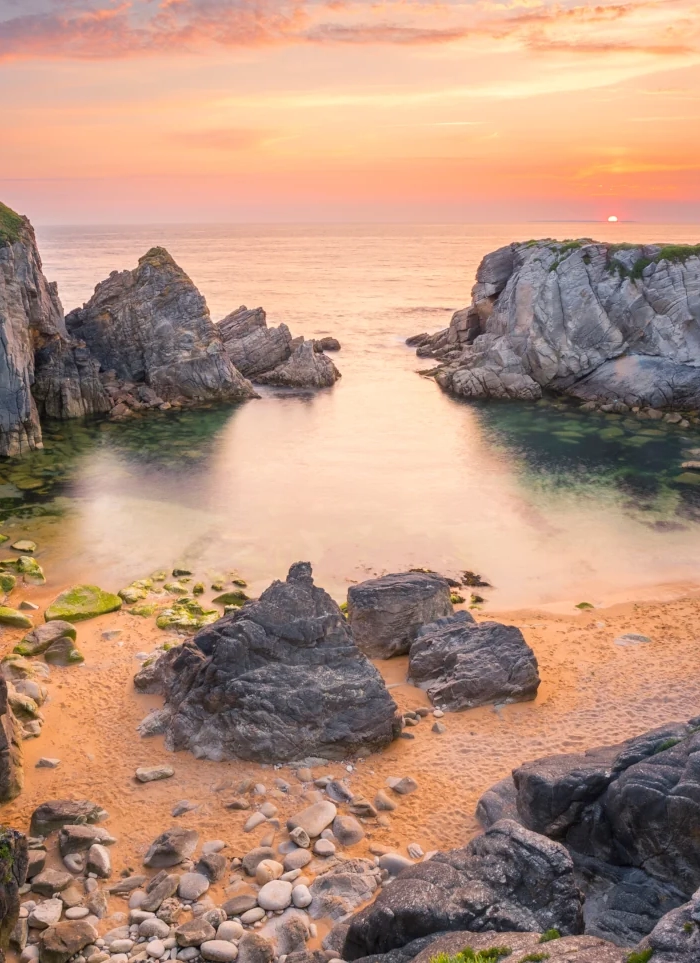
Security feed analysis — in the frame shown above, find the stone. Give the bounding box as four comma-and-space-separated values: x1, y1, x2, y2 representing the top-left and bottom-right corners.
140, 876, 180, 914
39, 920, 97, 963
291, 886, 312, 909
387, 777, 417, 795
258, 880, 293, 911
32, 868, 74, 896
255, 341, 340, 390
44, 637, 85, 666
66, 248, 257, 405
218, 306, 293, 380
347, 572, 453, 659
175, 918, 216, 947
58, 826, 115, 856
0, 607, 32, 629
313, 840, 335, 857
283, 850, 313, 872
0, 828, 27, 949
139, 919, 170, 939
331, 816, 364, 847
614, 633, 652, 647
36, 758, 61, 769
136, 766, 175, 784
160, 563, 400, 762
28, 898, 63, 929
178, 873, 209, 901
242, 847, 275, 877
636, 885, 700, 961
44, 586, 121, 624
144, 829, 198, 868
289, 828, 310, 849
287, 803, 337, 840
308, 859, 379, 921
0, 678, 23, 802
64, 907, 89, 921
108, 876, 147, 895
373, 790, 396, 812
27, 849, 46, 878
362, 931, 626, 963
30, 799, 106, 836
315, 337, 341, 352
256, 860, 284, 885
413, 240, 700, 410
378, 853, 414, 876
11, 540, 36, 553
408, 611, 540, 710
240, 908, 265, 925
146, 939, 165, 957
216, 921, 242, 942
236, 933, 273, 963
200, 941, 240, 962
14, 622, 76, 658
86, 844, 111, 878
195, 853, 227, 882
243, 813, 266, 833
342, 820, 583, 957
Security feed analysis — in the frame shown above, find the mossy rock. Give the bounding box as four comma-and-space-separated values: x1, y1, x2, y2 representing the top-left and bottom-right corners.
0, 607, 33, 629
44, 637, 85, 666
192, 582, 205, 595
675, 472, 700, 486
232, 578, 248, 588
118, 581, 151, 604
8, 689, 41, 721
172, 566, 193, 577
151, 570, 168, 582
45, 585, 122, 623
14, 620, 76, 656
0, 573, 16, 594
16, 557, 45, 585
129, 603, 158, 618
156, 598, 218, 632
451, 592, 466, 604
1, 655, 35, 679
211, 580, 225, 592
212, 590, 249, 606
11, 540, 36, 553
164, 581, 188, 595
0, 535, 8, 545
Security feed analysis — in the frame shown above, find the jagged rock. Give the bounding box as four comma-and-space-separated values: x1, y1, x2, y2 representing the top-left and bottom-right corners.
133, 647, 183, 695
413, 240, 700, 408
636, 886, 700, 961
66, 247, 258, 404
30, 799, 106, 836
58, 825, 115, 856
160, 562, 401, 763
0, 828, 27, 953
343, 819, 584, 958
39, 920, 97, 963
218, 306, 293, 378
0, 677, 23, 802
14, 622, 76, 658
315, 337, 341, 352
144, 828, 198, 868
255, 341, 340, 389
407, 611, 540, 710
0, 203, 109, 456
347, 572, 453, 659
309, 858, 380, 921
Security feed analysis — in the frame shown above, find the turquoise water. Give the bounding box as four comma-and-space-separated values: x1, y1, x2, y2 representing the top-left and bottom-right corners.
5, 221, 699, 608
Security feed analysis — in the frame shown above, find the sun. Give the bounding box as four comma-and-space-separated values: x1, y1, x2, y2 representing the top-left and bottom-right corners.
607, 215, 619, 222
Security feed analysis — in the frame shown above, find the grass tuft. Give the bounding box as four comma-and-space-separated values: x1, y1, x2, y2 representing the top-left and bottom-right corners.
0, 202, 25, 245
626, 950, 653, 963
538, 931, 561, 944
430, 948, 512, 963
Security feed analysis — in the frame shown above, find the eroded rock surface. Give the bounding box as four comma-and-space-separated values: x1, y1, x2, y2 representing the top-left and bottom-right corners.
159, 562, 401, 762
218, 306, 293, 379
255, 341, 340, 389
413, 240, 700, 408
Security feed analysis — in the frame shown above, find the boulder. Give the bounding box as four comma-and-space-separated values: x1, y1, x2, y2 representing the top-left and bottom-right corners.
133, 646, 184, 695
218, 306, 293, 379
58, 825, 116, 856
255, 341, 340, 389
38, 920, 97, 963
66, 247, 257, 404
343, 819, 584, 958
44, 586, 122, 623
414, 240, 700, 409
0, 677, 23, 802
287, 803, 337, 839
160, 562, 401, 763
44, 638, 84, 666
637, 886, 700, 961
408, 611, 540, 710
30, 799, 106, 836
315, 337, 341, 352
347, 572, 453, 659
144, 828, 198, 868
14, 623, 76, 658
309, 858, 380, 921
175, 918, 216, 947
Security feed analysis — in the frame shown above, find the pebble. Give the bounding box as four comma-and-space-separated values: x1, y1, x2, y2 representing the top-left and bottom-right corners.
200, 941, 239, 962
260, 802, 278, 818
407, 843, 424, 859
216, 922, 243, 942
66, 907, 91, 920
253, 784, 266, 796
139, 920, 170, 939
288, 828, 310, 850
386, 776, 418, 795
35, 757, 61, 768
256, 860, 284, 885
295, 768, 312, 783
433, 709, 444, 718
202, 841, 226, 855
257, 881, 293, 911
240, 908, 266, 925
178, 872, 210, 901
64, 853, 85, 873
88, 843, 112, 878
287, 802, 337, 839
282, 849, 312, 872
178, 950, 199, 962
373, 790, 396, 812
172, 801, 197, 818
378, 853, 414, 875
243, 813, 267, 833
28, 898, 63, 929
291, 886, 311, 909
313, 839, 335, 857
146, 941, 166, 958
108, 941, 134, 955
432, 722, 446, 734
135, 766, 175, 783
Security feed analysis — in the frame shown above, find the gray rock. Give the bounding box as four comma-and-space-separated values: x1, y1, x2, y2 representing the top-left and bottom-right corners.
408, 611, 540, 710
134, 648, 184, 695
38, 919, 98, 963
308, 858, 379, 921
139, 919, 170, 939
17, 622, 76, 657
28, 898, 63, 929
195, 853, 227, 882
331, 816, 365, 847
30, 799, 106, 836
255, 340, 340, 390
139, 875, 180, 913
288, 803, 337, 839
218, 306, 293, 379
31, 868, 74, 896
378, 854, 414, 876
258, 880, 293, 911
144, 829, 198, 868
242, 847, 275, 876
86, 844, 111, 878
201, 941, 240, 962
387, 777, 417, 796
178, 873, 210, 901
342, 819, 583, 957
175, 918, 216, 947
636, 886, 700, 961
415, 240, 700, 410
135, 766, 174, 784
0, 678, 23, 803
162, 563, 400, 763
66, 248, 257, 405
347, 572, 453, 659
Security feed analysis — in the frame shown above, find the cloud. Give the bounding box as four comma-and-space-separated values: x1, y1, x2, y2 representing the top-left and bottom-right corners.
168, 127, 282, 150
302, 22, 473, 45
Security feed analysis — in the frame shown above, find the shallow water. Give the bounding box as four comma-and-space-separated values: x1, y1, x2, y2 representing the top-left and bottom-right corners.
8, 221, 700, 608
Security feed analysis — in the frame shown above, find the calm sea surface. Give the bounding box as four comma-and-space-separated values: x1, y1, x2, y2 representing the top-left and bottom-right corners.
8, 222, 700, 608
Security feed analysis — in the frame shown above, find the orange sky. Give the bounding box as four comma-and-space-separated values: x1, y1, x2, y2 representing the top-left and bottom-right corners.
1, 0, 700, 222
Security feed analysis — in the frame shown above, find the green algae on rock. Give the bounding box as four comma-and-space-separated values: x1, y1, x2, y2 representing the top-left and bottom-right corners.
0, 607, 33, 629
45, 585, 122, 623
0, 556, 46, 585
44, 637, 85, 665
212, 590, 249, 606
118, 579, 153, 604
129, 603, 158, 618
14, 620, 76, 657
0, 573, 16, 594
156, 597, 218, 632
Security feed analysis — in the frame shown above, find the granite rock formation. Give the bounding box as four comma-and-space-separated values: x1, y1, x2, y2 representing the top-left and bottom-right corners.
347, 572, 453, 659
0, 677, 23, 803
412, 240, 700, 408
343, 818, 584, 959
158, 562, 401, 762
477, 716, 700, 945
0, 202, 109, 455
218, 306, 293, 379
407, 610, 540, 710
255, 340, 341, 389
66, 248, 257, 404
0, 827, 27, 960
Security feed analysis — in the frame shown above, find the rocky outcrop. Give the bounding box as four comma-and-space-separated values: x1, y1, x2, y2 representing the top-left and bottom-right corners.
255, 341, 340, 389
218, 306, 293, 378
413, 240, 700, 408
0, 202, 109, 456
636, 886, 700, 961
407, 610, 540, 710
343, 819, 584, 959
158, 562, 401, 762
477, 716, 700, 945
0, 677, 23, 803
66, 248, 257, 404
0, 827, 27, 958
347, 572, 453, 659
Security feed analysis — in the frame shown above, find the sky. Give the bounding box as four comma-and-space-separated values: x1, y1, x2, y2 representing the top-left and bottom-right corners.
1, 0, 699, 223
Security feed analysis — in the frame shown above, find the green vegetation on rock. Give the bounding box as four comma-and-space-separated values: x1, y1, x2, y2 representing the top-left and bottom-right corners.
129, 603, 158, 618
0, 556, 45, 584
44, 637, 85, 665
519, 954, 549, 962
575, 602, 594, 610
156, 597, 218, 631
538, 931, 561, 944
0, 201, 24, 245
625, 950, 653, 963
431, 948, 512, 963
192, 582, 205, 595
0, 573, 16, 594
0, 606, 33, 629
212, 590, 249, 606
451, 592, 466, 604
45, 584, 122, 623
118, 579, 152, 603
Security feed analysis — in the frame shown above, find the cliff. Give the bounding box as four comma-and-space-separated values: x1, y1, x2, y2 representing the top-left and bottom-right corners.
413, 240, 700, 409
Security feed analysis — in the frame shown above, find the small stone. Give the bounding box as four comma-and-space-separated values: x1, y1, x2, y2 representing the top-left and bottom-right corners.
373, 790, 396, 812
140, 920, 170, 939
32, 868, 74, 896
240, 908, 266, 925
286, 802, 336, 839
202, 841, 226, 855
288, 828, 309, 850
255, 860, 284, 885
291, 886, 311, 909
282, 849, 312, 872
407, 843, 424, 859
257, 881, 292, 912
378, 853, 414, 875
432, 722, 446, 734
243, 813, 267, 833
259, 803, 277, 819
28, 898, 63, 929
172, 801, 197, 818
146, 940, 166, 958
200, 941, 239, 962
87, 844, 111, 878
178, 873, 210, 901
313, 839, 335, 857
174, 919, 216, 947
331, 816, 364, 847
12, 540, 37, 553
386, 776, 417, 795
36, 757, 61, 769
136, 766, 175, 783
